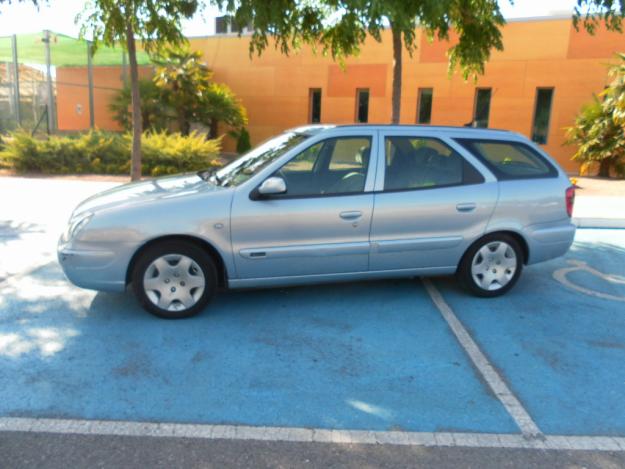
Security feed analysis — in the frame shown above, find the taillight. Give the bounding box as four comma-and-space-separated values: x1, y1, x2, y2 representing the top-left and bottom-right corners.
565, 186, 575, 217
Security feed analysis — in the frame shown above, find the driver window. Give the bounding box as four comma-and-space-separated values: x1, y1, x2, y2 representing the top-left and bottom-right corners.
276, 136, 371, 197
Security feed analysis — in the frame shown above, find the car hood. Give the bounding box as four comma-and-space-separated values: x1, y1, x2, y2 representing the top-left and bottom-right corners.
72, 173, 223, 217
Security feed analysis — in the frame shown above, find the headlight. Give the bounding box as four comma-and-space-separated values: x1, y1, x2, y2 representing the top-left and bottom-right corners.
64, 212, 93, 241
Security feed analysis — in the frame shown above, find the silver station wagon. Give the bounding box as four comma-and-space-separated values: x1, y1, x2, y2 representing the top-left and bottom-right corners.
58, 125, 576, 318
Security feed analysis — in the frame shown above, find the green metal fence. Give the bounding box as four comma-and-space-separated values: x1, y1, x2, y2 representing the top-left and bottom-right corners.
0, 31, 150, 134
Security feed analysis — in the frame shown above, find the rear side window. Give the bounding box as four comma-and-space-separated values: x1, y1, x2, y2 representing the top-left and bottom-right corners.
384, 137, 484, 191
455, 139, 558, 180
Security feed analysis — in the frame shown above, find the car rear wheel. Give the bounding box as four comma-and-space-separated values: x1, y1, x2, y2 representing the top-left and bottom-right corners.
457, 234, 523, 297
131, 241, 217, 319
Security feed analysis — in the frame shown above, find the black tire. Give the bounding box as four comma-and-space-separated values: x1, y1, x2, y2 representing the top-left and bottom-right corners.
131, 240, 217, 319
456, 233, 523, 298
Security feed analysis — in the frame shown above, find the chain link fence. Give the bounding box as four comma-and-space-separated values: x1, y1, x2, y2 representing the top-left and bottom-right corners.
0, 31, 150, 135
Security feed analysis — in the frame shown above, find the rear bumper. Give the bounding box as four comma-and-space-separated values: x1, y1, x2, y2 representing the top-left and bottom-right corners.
525, 220, 576, 265
57, 239, 127, 292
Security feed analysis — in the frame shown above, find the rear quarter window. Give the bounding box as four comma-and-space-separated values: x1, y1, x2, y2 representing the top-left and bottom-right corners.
455, 139, 558, 180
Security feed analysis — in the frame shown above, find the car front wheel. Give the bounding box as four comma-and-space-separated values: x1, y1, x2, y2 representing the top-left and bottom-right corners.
131, 240, 217, 319
457, 234, 523, 297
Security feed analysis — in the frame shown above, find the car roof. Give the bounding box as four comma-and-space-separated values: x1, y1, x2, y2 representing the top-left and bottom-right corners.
287, 124, 520, 140
335, 124, 512, 133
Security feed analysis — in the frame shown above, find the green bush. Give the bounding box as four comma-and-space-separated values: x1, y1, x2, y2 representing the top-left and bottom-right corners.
235, 127, 252, 154
0, 129, 222, 177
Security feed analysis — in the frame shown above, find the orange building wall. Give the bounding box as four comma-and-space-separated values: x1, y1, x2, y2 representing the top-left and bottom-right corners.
54, 18, 625, 173
189, 17, 625, 173
56, 66, 152, 131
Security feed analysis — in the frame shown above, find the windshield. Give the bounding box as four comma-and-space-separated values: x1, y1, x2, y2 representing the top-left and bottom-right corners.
210, 132, 310, 187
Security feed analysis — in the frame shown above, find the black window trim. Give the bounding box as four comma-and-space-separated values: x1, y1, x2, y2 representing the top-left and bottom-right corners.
378, 136, 485, 194
454, 138, 559, 181
355, 88, 370, 123
309, 88, 322, 124
416, 87, 433, 125
473, 88, 492, 128
531, 87, 555, 145
250, 135, 374, 201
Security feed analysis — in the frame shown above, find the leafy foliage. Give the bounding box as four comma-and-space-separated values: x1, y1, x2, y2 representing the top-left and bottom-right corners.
139, 131, 222, 176
605, 52, 625, 126
228, 126, 252, 153
213, 0, 624, 124
79, 0, 198, 56
213, 0, 507, 122
109, 79, 170, 131
79, 0, 200, 180
566, 54, 625, 178
573, 0, 625, 33
0, 129, 222, 176
152, 44, 247, 135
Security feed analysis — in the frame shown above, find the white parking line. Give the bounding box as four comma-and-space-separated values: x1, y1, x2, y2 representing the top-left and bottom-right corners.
422, 278, 542, 439
0, 417, 623, 451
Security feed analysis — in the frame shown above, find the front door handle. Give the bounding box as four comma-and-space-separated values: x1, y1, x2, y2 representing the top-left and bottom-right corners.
339, 211, 363, 220
456, 203, 477, 212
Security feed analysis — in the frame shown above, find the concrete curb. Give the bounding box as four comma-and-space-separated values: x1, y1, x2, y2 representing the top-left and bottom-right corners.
1, 417, 624, 451
573, 218, 625, 229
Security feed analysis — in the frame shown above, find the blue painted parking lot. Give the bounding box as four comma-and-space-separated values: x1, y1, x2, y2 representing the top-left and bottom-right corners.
0, 266, 517, 433
1, 178, 625, 441
437, 229, 625, 436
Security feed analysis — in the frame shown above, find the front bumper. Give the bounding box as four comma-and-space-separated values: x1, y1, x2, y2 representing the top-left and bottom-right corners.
57, 238, 127, 292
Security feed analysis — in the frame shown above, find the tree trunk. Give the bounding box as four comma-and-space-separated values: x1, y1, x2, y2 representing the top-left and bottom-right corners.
209, 119, 218, 139
598, 159, 611, 178
177, 109, 190, 136
390, 23, 402, 125
126, 22, 142, 181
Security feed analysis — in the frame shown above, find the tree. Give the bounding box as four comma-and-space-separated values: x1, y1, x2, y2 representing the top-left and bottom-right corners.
79, 0, 199, 180
152, 44, 247, 136
604, 53, 625, 126
228, 126, 252, 153
109, 79, 170, 131
566, 55, 625, 178
212, 0, 505, 124
213, 0, 625, 124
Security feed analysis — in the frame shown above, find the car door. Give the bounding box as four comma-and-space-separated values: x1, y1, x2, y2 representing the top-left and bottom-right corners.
230, 130, 377, 280
369, 130, 498, 271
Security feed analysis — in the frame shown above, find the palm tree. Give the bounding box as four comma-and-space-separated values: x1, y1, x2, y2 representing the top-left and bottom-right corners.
152, 45, 247, 137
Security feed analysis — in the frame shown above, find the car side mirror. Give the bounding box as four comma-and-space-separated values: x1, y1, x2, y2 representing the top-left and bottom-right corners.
254, 176, 287, 199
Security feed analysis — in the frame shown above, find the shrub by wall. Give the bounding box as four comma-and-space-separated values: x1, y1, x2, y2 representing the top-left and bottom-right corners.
0, 130, 222, 176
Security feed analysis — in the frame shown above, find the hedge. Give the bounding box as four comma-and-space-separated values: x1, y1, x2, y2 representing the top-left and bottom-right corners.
0, 130, 222, 176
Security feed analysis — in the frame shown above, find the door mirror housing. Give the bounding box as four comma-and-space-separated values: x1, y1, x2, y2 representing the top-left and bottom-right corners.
253, 176, 287, 199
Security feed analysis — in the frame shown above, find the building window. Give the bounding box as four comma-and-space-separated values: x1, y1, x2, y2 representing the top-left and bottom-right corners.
309, 88, 322, 123
531, 88, 554, 145
473, 88, 492, 128
417, 88, 433, 124
356, 88, 369, 123
215, 16, 229, 34
215, 16, 252, 34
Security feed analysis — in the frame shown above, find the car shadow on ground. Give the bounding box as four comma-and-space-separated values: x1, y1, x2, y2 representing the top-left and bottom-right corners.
0, 220, 45, 245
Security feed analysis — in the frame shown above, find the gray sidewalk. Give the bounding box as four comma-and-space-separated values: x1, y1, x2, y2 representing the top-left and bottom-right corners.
574, 196, 625, 228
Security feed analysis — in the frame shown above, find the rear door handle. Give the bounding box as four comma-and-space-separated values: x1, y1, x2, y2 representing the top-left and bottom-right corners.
340, 211, 363, 220
456, 203, 477, 212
